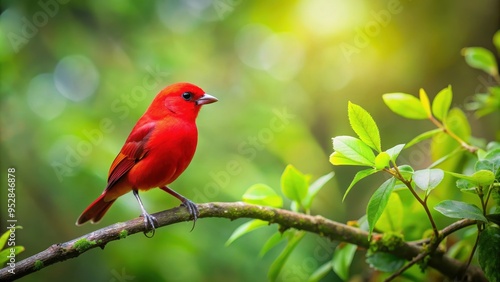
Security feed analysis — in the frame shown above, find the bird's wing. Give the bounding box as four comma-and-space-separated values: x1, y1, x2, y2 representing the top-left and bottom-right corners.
105, 121, 156, 190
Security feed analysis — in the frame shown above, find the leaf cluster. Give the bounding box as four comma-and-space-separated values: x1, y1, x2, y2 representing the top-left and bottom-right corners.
227, 165, 334, 281
225, 30, 500, 281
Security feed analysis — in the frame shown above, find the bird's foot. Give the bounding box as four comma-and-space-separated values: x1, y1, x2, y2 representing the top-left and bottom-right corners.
181, 199, 199, 232
159, 186, 199, 232
140, 212, 158, 238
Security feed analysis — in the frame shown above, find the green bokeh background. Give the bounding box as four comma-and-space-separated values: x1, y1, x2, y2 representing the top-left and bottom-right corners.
0, 0, 499, 281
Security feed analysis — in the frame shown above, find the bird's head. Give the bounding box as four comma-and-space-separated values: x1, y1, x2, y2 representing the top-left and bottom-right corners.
147, 82, 218, 121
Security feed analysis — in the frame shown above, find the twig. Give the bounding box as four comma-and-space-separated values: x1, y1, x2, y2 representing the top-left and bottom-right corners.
385, 251, 429, 282
384, 166, 439, 238
0, 202, 487, 281
388, 218, 478, 281
428, 115, 477, 153
440, 218, 477, 238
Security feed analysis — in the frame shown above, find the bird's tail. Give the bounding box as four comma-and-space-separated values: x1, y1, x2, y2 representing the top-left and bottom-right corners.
76, 193, 115, 225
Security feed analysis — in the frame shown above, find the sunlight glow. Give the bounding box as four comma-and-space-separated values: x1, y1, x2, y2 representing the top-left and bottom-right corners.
297, 0, 367, 36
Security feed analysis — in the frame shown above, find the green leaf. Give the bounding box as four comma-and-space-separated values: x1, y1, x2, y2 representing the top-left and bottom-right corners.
459, 188, 479, 195
462, 47, 499, 77
366, 252, 405, 273
0, 246, 25, 266
0, 226, 22, 251
397, 165, 414, 181
260, 232, 285, 257
374, 152, 391, 170
405, 128, 442, 148
419, 88, 432, 117
456, 178, 476, 189
447, 170, 495, 187
281, 165, 309, 204
479, 148, 500, 178
434, 200, 487, 222
466, 87, 500, 118
413, 169, 444, 191
342, 168, 378, 202
443, 108, 471, 142
242, 184, 283, 208
225, 219, 269, 246
485, 145, 500, 156
431, 86, 453, 121
494, 30, 500, 53
332, 243, 357, 281
375, 192, 403, 232
367, 177, 396, 236
475, 160, 496, 176
493, 30, 500, 53
486, 141, 500, 152
268, 231, 305, 282
385, 144, 405, 162
477, 148, 488, 160
446, 171, 476, 182
0, 230, 10, 251
477, 225, 500, 282
471, 170, 496, 186
330, 152, 370, 166
348, 101, 381, 152
308, 261, 332, 282
382, 93, 428, 119
303, 172, 334, 209
332, 136, 376, 166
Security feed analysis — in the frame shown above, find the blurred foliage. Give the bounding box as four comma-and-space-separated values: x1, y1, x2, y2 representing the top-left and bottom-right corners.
330, 84, 499, 280
0, 0, 499, 281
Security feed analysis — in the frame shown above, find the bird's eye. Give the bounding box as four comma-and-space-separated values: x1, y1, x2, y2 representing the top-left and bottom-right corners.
182, 92, 192, 101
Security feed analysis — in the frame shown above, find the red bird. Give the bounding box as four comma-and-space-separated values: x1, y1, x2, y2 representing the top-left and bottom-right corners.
76, 82, 217, 234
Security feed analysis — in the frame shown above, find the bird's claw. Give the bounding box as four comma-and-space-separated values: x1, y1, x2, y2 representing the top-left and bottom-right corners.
141, 213, 158, 238
181, 200, 199, 232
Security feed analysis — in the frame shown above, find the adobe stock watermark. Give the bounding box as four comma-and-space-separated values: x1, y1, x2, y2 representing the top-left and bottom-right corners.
473, 74, 497, 94
109, 268, 135, 282
51, 65, 170, 182
7, 0, 70, 53
465, 74, 498, 110
192, 107, 296, 203
340, 0, 410, 62
213, 0, 241, 20
280, 236, 337, 281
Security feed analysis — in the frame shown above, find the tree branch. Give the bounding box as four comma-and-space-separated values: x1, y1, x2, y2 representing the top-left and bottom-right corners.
0, 202, 487, 281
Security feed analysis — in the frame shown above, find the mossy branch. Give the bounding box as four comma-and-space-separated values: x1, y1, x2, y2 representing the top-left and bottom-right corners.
0, 202, 486, 281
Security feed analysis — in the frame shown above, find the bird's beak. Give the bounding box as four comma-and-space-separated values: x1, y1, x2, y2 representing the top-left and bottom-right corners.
196, 93, 218, 106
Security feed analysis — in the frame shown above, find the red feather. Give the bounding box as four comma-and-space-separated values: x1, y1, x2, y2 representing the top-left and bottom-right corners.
105, 122, 155, 191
